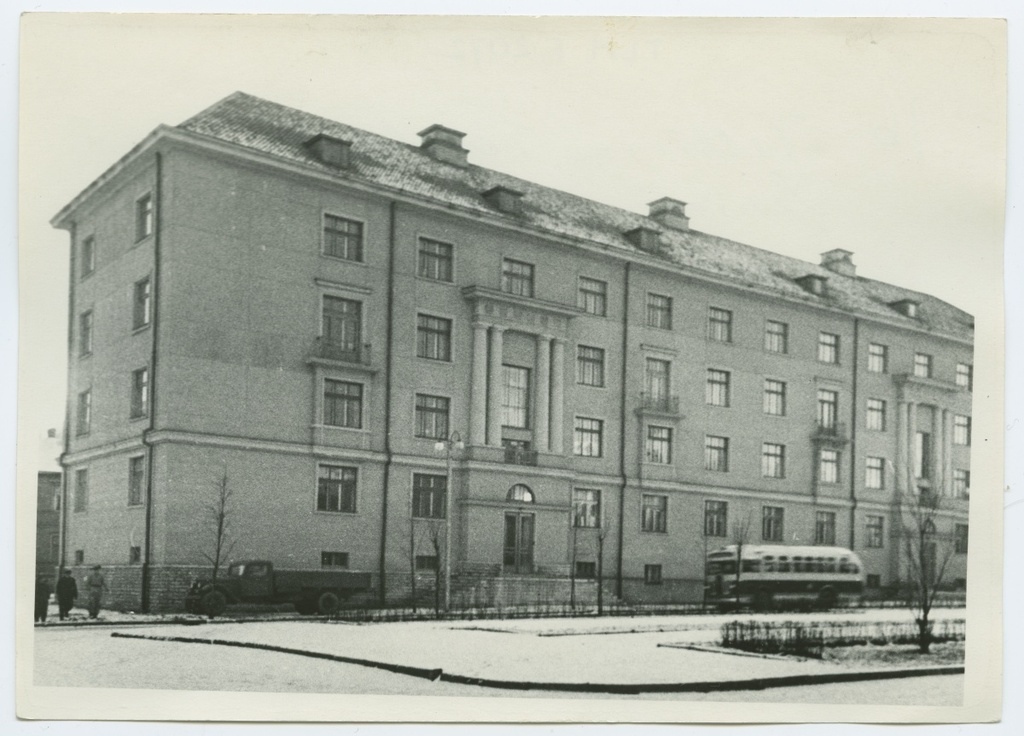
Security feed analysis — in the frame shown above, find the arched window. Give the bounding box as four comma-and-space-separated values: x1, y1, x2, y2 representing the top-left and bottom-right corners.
507, 484, 535, 503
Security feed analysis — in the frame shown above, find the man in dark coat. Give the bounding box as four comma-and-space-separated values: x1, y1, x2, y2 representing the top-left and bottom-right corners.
85, 565, 107, 619
56, 569, 78, 620
34, 576, 51, 623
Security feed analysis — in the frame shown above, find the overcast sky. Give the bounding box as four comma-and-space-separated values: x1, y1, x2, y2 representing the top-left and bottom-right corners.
15, 14, 1006, 474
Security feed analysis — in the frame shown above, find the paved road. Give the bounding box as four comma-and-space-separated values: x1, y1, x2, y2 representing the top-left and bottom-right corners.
32, 625, 962, 704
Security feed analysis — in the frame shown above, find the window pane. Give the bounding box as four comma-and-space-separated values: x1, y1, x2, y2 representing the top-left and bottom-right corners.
324, 380, 363, 428
414, 394, 450, 439
765, 320, 788, 353
323, 214, 364, 261
317, 465, 358, 513
501, 259, 535, 297
417, 238, 453, 281
578, 277, 607, 316
645, 293, 671, 329
416, 314, 452, 361
502, 366, 530, 427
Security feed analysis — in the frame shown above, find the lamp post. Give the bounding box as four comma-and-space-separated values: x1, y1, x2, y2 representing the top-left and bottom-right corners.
434, 431, 464, 613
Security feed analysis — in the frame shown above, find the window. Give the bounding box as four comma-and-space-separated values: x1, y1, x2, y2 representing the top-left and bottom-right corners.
819, 449, 840, 484
572, 489, 600, 528
646, 358, 671, 402
817, 389, 838, 429
707, 307, 733, 342
415, 555, 439, 571
706, 369, 730, 407
417, 238, 453, 281
133, 277, 151, 330
129, 546, 142, 564
956, 363, 973, 391
416, 314, 452, 362
316, 465, 357, 513
501, 258, 534, 297
324, 380, 363, 429
573, 417, 603, 457
81, 236, 95, 278
74, 550, 84, 565
130, 367, 149, 419
502, 366, 530, 428
641, 494, 667, 533
645, 293, 672, 330
575, 561, 597, 579
645, 426, 672, 464
815, 511, 837, 545
414, 394, 449, 440
704, 500, 728, 537
865, 515, 885, 548
322, 296, 362, 356
77, 311, 94, 357
73, 468, 88, 512
323, 214, 363, 261
953, 415, 971, 446
762, 443, 785, 478
128, 456, 145, 506
865, 457, 885, 490
867, 343, 888, 373
412, 473, 447, 519
866, 398, 886, 431
955, 524, 969, 554
322, 552, 350, 568
915, 431, 932, 478
644, 564, 663, 585
914, 353, 933, 378
507, 484, 535, 503
76, 389, 92, 436
578, 277, 607, 316
704, 435, 729, 472
765, 320, 788, 353
135, 193, 153, 242
953, 469, 971, 498
763, 379, 786, 416
818, 332, 840, 363
576, 345, 605, 387
762, 506, 784, 542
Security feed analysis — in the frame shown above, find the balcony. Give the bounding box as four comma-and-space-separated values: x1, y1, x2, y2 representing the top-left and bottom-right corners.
636, 392, 682, 417
503, 446, 539, 466
811, 421, 848, 444
307, 338, 375, 371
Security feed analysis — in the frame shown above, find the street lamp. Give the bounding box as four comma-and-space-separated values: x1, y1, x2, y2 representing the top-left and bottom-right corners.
434, 431, 464, 613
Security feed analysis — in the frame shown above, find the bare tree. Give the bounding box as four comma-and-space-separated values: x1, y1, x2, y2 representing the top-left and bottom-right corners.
408, 519, 418, 613
596, 525, 608, 616
731, 513, 754, 609
900, 492, 958, 653
425, 521, 445, 617
201, 468, 237, 584
569, 525, 578, 610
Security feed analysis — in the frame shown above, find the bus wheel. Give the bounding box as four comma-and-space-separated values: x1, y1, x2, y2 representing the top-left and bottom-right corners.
817, 587, 837, 610
754, 589, 774, 612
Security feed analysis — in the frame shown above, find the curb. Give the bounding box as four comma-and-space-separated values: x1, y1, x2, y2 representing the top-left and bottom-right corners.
110, 631, 964, 694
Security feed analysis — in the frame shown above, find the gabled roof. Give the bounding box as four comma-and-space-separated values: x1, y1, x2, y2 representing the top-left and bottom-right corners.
89, 91, 982, 342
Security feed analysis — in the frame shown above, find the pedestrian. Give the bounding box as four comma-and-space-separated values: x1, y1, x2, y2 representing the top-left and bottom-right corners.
56, 569, 78, 621
34, 575, 51, 623
85, 565, 107, 619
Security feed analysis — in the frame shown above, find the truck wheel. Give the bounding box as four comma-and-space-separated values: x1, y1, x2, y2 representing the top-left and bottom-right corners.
201, 590, 228, 618
317, 591, 340, 615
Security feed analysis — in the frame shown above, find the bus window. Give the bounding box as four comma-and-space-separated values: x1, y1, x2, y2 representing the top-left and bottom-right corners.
825, 557, 836, 573
742, 560, 761, 573
762, 556, 774, 572
815, 557, 824, 572
710, 560, 736, 575
777, 556, 790, 572
839, 558, 851, 573
850, 563, 859, 574
792, 556, 803, 572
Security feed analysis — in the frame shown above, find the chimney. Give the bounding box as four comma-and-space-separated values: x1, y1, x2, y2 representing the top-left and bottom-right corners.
304, 133, 353, 168
795, 274, 828, 296
418, 124, 469, 167
820, 249, 856, 277
624, 225, 663, 253
482, 185, 524, 215
648, 197, 690, 231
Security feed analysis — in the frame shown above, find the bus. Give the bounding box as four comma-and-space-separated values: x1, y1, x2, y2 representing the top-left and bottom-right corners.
705, 544, 865, 611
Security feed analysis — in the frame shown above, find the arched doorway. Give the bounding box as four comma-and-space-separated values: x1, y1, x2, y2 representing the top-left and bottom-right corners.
504, 484, 535, 573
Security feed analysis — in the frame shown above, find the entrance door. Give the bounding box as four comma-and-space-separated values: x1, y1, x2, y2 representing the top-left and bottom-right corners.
503, 512, 535, 573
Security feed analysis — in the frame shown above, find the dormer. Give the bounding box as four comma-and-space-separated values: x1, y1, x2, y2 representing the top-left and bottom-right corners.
795, 274, 828, 296
890, 298, 920, 318
304, 133, 353, 169
624, 225, 663, 253
418, 124, 469, 167
648, 197, 690, 231
820, 248, 856, 277
482, 185, 524, 215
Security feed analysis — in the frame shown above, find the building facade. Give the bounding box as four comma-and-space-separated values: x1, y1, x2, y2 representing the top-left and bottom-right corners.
52, 93, 973, 611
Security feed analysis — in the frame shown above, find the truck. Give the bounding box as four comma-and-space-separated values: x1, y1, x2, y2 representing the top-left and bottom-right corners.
184, 560, 372, 617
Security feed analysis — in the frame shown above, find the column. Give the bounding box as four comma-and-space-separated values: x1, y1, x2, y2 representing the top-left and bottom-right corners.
549, 338, 565, 454
469, 322, 489, 446
486, 326, 505, 447
896, 401, 908, 494
932, 406, 944, 495
535, 335, 552, 453
907, 401, 917, 494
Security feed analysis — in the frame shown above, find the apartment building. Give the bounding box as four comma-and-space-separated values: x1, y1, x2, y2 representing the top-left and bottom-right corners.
51, 92, 973, 610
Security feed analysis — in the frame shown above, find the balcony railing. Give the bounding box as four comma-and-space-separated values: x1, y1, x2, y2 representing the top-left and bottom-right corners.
503, 446, 538, 466
311, 338, 372, 366
638, 392, 681, 415
812, 421, 849, 444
